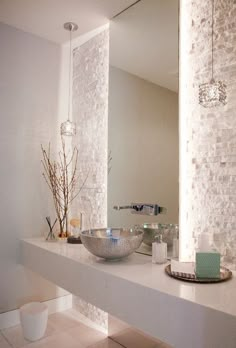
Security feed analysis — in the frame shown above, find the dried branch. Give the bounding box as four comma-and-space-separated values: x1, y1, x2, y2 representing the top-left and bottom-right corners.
41, 137, 82, 237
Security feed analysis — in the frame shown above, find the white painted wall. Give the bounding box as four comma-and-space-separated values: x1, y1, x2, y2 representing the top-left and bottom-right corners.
108, 66, 178, 228
0, 22, 67, 314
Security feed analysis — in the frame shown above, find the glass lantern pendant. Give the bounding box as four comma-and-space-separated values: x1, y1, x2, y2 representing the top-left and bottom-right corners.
60, 119, 76, 136
199, 0, 227, 108
60, 22, 78, 136
199, 78, 227, 108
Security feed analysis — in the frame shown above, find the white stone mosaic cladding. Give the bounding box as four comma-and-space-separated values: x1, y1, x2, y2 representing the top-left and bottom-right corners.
71, 29, 109, 324
72, 295, 108, 331
72, 29, 109, 230
180, 0, 236, 267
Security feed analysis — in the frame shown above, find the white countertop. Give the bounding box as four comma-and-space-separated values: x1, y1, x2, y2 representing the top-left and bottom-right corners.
20, 238, 236, 348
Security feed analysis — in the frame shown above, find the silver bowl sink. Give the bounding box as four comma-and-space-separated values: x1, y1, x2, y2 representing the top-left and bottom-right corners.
135, 223, 178, 248
80, 228, 144, 260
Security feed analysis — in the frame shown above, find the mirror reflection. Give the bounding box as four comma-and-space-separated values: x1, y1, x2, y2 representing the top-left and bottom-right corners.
108, 0, 179, 240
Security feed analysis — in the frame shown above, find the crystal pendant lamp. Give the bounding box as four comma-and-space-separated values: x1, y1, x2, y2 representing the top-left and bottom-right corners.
60, 22, 78, 136
199, 0, 227, 107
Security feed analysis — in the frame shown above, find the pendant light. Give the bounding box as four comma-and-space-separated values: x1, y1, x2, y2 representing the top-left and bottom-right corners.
199, 0, 227, 107
60, 22, 78, 136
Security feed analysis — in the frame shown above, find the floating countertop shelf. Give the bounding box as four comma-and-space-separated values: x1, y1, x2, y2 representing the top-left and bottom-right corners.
20, 238, 236, 348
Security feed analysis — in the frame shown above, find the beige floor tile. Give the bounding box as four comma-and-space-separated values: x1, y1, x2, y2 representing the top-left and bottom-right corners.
87, 337, 123, 348
48, 310, 83, 332
2, 325, 27, 348
66, 322, 107, 347
110, 328, 163, 348
0, 333, 12, 348
1, 320, 55, 348
1, 309, 87, 348
26, 331, 83, 348
108, 315, 130, 336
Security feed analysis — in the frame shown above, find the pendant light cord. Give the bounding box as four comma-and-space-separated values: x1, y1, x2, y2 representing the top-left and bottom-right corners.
68, 26, 72, 121
211, 0, 214, 80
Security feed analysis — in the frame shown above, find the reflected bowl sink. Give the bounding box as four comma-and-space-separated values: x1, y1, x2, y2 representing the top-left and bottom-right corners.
135, 223, 178, 248
80, 228, 144, 260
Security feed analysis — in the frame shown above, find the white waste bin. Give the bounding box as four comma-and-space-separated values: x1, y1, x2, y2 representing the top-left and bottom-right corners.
19, 302, 48, 341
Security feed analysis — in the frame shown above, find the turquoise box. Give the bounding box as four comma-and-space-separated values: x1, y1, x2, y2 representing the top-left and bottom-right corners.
195, 250, 220, 279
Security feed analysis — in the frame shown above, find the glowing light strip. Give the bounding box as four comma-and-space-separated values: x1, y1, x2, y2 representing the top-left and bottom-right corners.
179, 0, 194, 261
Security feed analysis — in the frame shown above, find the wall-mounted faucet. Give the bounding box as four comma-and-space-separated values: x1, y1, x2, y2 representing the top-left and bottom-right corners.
113, 203, 167, 216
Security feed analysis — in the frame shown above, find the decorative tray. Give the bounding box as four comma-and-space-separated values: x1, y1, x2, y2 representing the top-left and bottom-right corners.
165, 264, 232, 283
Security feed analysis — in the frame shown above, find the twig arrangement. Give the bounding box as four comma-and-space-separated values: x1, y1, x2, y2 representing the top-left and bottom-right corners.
45, 216, 57, 240
41, 138, 87, 238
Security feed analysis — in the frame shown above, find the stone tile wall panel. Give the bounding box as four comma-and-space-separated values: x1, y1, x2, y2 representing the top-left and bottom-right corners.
72, 29, 109, 230
71, 29, 109, 323
181, 0, 236, 267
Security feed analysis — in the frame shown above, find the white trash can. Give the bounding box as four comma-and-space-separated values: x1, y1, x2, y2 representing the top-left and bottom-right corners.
19, 302, 48, 341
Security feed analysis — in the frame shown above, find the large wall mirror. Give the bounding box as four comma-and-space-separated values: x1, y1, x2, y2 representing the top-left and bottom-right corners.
108, 0, 179, 229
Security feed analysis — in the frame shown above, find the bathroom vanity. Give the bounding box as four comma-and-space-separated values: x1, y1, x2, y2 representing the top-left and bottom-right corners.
20, 239, 236, 348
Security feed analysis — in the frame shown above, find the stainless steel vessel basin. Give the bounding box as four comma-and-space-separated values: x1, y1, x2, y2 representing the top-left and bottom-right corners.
136, 223, 178, 248
80, 228, 144, 260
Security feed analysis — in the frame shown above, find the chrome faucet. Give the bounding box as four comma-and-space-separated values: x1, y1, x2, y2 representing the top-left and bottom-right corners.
113, 203, 167, 216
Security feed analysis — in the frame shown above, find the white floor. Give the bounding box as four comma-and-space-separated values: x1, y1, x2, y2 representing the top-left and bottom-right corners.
0, 309, 169, 348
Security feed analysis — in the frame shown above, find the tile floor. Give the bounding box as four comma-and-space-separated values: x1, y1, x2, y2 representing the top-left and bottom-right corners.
111, 328, 170, 348
0, 309, 170, 348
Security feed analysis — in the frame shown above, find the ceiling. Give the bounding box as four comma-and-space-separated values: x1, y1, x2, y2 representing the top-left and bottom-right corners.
0, 0, 136, 43
110, 0, 179, 92
0, 0, 178, 92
